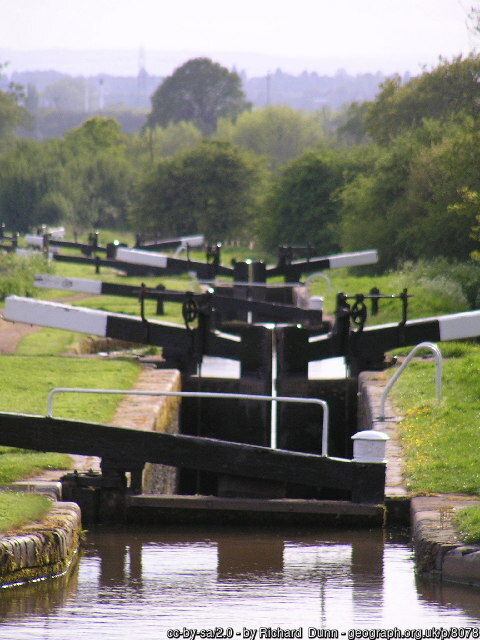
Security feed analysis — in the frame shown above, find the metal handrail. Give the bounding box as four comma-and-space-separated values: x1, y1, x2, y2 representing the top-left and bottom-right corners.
46, 388, 330, 456
378, 341, 442, 420
304, 271, 332, 295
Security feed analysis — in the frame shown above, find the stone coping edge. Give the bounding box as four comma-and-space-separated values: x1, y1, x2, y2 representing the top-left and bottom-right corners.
0, 501, 82, 588
411, 495, 480, 587
360, 371, 480, 587
1, 481, 62, 501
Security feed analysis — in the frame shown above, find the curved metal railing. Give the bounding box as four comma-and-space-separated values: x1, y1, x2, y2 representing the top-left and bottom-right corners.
378, 341, 442, 420
304, 271, 332, 295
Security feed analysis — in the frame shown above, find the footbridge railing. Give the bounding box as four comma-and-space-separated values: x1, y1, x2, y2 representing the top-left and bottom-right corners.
46, 387, 330, 456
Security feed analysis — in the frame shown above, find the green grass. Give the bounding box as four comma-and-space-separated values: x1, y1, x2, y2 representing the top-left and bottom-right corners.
0, 253, 53, 300
44, 260, 120, 282
0, 450, 72, 484
453, 506, 480, 544
69, 295, 185, 325
391, 342, 480, 495
0, 355, 141, 483
314, 267, 467, 325
50, 260, 198, 288
0, 491, 52, 533
16, 327, 80, 356
388, 340, 480, 542
0, 355, 140, 420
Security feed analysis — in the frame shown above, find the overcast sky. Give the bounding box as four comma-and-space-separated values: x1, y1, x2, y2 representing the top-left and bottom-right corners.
1, 0, 477, 77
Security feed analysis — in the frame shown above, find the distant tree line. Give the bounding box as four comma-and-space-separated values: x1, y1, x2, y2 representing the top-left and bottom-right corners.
2, 63, 388, 139
0, 54, 480, 272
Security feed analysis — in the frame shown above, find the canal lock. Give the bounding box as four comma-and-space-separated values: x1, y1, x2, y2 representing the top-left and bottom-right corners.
61, 323, 365, 524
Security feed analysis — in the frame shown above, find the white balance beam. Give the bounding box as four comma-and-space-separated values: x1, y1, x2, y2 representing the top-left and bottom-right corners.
34, 274, 102, 295
179, 234, 204, 247
325, 250, 378, 269
24, 234, 44, 248
3, 296, 108, 336
437, 311, 480, 341
116, 247, 168, 268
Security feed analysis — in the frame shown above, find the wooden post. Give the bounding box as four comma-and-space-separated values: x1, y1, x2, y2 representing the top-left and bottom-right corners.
351, 462, 386, 505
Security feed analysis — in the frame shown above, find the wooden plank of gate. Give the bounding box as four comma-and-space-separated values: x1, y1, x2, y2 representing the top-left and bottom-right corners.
0, 411, 355, 491
125, 494, 385, 526
127, 494, 382, 515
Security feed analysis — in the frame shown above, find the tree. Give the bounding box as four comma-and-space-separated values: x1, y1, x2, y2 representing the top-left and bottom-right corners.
216, 105, 326, 169
0, 62, 28, 150
0, 117, 135, 232
365, 55, 480, 145
63, 118, 133, 228
130, 140, 264, 241
338, 137, 420, 271
334, 55, 480, 269
257, 149, 345, 254
65, 152, 134, 228
64, 116, 126, 153
130, 159, 196, 238
458, 189, 480, 262
0, 139, 69, 231
338, 119, 480, 270
129, 121, 202, 164
42, 77, 89, 111
146, 58, 250, 135
0, 91, 25, 149
335, 101, 371, 146
401, 119, 480, 262
468, 4, 480, 36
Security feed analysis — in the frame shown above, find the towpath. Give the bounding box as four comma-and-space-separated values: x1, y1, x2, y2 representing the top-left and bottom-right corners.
0, 315, 41, 354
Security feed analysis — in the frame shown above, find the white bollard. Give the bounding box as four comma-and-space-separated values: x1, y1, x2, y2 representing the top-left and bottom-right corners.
352, 430, 389, 463
309, 296, 324, 311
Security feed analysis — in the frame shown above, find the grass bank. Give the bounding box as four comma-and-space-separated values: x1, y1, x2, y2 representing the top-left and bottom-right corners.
316, 261, 473, 324
453, 508, 480, 543
0, 491, 51, 533
0, 355, 140, 483
391, 341, 480, 495
390, 341, 480, 542
0, 253, 53, 300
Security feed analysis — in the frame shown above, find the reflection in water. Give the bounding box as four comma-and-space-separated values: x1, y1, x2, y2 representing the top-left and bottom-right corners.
0, 527, 478, 639
0, 559, 79, 620
417, 577, 480, 624
217, 535, 284, 578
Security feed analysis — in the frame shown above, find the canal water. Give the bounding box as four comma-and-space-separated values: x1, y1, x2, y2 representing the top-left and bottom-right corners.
0, 526, 479, 639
